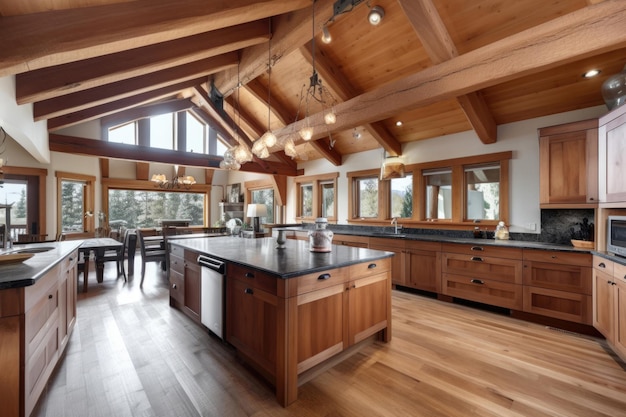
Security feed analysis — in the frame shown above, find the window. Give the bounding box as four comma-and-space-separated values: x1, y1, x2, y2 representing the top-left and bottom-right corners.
150, 113, 175, 150
356, 177, 378, 218
108, 189, 205, 228
251, 188, 274, 226
424, 169, 452, 220
56, 172, 95, 237
294, 173, 338, 221
300, 184, 313, 218
108, 122, 136, 145
0, 181, 28, 240
186, 112, 206, 153
465, 164, 500, 221
390, 175, 412, 218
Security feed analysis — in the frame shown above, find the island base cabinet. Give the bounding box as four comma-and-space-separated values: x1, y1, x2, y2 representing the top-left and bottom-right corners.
615, 279, 626, 359
348, 273, 390, 344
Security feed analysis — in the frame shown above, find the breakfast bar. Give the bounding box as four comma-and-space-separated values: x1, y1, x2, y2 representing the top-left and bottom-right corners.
168, 236, 394, 406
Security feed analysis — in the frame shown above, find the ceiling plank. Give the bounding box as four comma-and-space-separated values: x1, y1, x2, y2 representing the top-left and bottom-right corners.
16, 21, 271, 104
0, 0, 310, 77
47, 79, 204, 131
34, 53, 238, 121
273, 0, 626, 145
397, 0, 497, 144
300, 43, 402, 156
213, 0, 335, 96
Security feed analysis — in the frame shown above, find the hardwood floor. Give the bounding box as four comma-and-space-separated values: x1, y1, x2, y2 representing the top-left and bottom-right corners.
32, 260, 626, 417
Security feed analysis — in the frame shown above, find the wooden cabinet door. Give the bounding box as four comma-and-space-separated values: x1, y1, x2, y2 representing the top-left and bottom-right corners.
226, 277, 277, 379
183, 261, 201, 322
347, 273, 389, 345
602, 105, 626, 202
592, 268, 614, 341
539, 119, 598, 204
405, 241, 441, 292
296, 284, 345, 374
369, 238, 404, 286
613, 277, 626, 359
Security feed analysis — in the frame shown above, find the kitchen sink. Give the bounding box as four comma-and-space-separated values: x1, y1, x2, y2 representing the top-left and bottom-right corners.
370, 233, 406, 239
11, 246, 56, 254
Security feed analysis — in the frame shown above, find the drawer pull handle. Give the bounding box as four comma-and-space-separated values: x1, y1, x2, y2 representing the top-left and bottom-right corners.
368, 263, 377, 269
607, 280, 613, 285
471, 256, 483, 262
598, 262, 606, 268
245, 272, 255, 278
470, 246, 484, 251
172, 284, 177, 289
318, 273, 331, 280
470, 279, 484, 285
244, 288, 254, 295
48, 294, 53, 299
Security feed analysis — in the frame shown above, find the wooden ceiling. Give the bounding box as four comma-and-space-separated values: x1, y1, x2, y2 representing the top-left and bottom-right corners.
1, 0, 625, 176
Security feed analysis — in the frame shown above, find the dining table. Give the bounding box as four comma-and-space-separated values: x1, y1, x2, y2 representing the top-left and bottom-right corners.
79, 237, 124, 291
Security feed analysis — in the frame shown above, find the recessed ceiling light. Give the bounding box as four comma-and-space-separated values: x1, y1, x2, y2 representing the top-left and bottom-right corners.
395, 121, 403, 127
583, 69, 601, 78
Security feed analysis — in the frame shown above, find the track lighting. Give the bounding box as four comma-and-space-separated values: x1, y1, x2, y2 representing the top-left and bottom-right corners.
368, 5, 384, 25
321, 25, 332, 44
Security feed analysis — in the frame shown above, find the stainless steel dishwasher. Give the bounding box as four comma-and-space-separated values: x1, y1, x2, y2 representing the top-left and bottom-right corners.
197, 255, 226, 339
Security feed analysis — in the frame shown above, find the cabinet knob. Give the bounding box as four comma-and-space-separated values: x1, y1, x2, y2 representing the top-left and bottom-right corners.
470, 279, 484, 285
470, 246, 484, 251
172, 284, 177, 289
245, 272, 255, 279
244, 288, 254, 295
470, 256, 483, 262
318, 273, 331, 280
48, 294, 53, 299
551, 255, 557, 259
607, 280, 613, 285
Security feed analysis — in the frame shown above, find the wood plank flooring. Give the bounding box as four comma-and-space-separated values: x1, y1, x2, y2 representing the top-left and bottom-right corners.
32, 260, 626, 417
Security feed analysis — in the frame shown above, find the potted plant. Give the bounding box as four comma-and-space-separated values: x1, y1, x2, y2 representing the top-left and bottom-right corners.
570, 217, 594, 248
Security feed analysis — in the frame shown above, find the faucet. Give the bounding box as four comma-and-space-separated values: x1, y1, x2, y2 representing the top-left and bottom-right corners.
391, 217, 402, 234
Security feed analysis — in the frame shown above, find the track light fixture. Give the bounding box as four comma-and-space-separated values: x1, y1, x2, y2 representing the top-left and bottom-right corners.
321, 25, 332, 44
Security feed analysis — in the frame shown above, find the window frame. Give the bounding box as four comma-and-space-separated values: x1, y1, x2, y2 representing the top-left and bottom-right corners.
294, 172, 339, 222
1, 166, 47, 240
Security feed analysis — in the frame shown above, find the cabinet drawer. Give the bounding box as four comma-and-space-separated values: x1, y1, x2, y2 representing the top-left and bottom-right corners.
170, 244, 184, 259
334, 234, 369, 248
405, 240, 442, 253
442, 253, 523, 284
523, 261, 591, 294
441, 243, 522, 259
227, 263, 277, 295
349, 257, 390, 280
169, 254, 184, 275
523, 286, 591, 324
295, 267, 348, 295
523, 249, 591, 267
614, 262, 626, 282
25, 319, 59, 399
25, 284, 59, 358
442, 273, 523, 310
593, 255, 614, 275
169, 270, 184, 304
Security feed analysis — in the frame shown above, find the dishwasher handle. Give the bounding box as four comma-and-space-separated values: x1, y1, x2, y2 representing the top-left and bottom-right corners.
197, 255, 225, 274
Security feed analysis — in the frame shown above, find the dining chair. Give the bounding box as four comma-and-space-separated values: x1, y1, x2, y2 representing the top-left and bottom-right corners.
100, 240, 125, 279
77, 249, 90, 292
119, 229, 137, 280
137, 229, 167, 286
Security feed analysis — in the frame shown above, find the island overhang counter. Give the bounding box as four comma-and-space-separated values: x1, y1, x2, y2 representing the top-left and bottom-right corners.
168, 236, 394, 406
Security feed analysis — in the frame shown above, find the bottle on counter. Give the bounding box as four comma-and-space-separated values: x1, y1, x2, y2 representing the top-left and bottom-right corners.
308, 218, 334, 252
494, 221, 509, 240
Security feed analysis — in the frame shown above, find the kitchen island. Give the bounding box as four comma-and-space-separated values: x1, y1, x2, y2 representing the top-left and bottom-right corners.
168, 236, 394, 406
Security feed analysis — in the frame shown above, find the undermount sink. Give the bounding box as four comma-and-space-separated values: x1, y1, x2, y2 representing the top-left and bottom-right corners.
11, 246, 56, 254
370, 233, 406, 238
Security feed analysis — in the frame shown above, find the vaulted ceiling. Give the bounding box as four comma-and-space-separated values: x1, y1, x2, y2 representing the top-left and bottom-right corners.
1, 0, 625, 176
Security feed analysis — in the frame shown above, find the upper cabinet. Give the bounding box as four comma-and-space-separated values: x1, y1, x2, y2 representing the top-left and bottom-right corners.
539, 119, 598, 207
599, 104, 626, 203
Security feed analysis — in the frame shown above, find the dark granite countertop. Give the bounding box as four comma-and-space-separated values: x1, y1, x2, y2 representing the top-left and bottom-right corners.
273, 227, 591, 253
0, 241, 83, 289
169, 236, 394, 279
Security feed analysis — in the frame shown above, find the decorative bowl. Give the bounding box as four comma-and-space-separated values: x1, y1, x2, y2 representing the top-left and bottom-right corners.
571, 239, 594, 249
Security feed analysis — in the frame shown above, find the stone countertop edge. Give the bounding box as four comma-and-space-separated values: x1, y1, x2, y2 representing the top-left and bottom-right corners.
0, 241, 84, 289
171, 236, 394, 279
273, 227, 592, 253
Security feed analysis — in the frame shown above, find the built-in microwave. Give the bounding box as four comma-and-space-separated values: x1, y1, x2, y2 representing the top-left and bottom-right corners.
607, 215, 626, 257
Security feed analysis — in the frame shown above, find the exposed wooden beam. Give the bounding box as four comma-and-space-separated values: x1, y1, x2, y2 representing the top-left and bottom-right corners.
16, 21, 271, 104
136, 162, 150, 181
397, 0, 497, 144
300, 43, 402, 157
273, 0, 626, 145
0, 0, 310, 77
49, 134, 300, 176
34, 53, 238, 120
47, 79, 204, 131
205, 169, 215, 185
99, 158, 109, 178
213, 0, 335, 96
